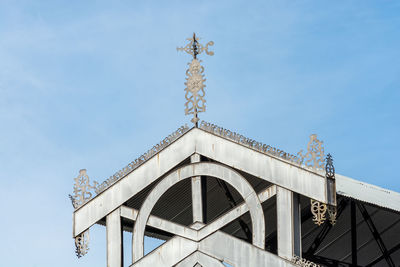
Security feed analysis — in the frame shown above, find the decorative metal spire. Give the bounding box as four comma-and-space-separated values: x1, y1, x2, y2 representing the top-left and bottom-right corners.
177, 33, 214, 126
326, 153, 337, 225
325, 153, 335, 179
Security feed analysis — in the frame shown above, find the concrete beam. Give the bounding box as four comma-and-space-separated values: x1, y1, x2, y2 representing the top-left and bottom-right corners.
131, 236, 198, 267
194, 129, 327, 204
199, 231, 298, 267
132, 231, 298, 267
120, 206, 198, 241
175, 251, 225, 267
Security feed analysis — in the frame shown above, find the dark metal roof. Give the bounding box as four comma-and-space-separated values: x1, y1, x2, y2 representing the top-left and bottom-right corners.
301, 195, 400, 266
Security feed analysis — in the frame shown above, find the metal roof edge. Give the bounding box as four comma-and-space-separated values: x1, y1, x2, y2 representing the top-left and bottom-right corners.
336, 174, 400, 213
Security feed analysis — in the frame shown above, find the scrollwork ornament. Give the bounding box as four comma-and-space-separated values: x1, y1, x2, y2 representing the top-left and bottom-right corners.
326, 153, 335, 179
75, 230, 89, 258
199, 121, 303, 165
298, 134, 325, 170
177, 33, 214, 58
178, 33, 213, 126
68, 194, 77, 209
185, 59, 206, 124
292, 256, 321, 267
72, 169, 98, 208
325, 154, 337, 225
311, 199, 327, 226
327, 205, 337, 225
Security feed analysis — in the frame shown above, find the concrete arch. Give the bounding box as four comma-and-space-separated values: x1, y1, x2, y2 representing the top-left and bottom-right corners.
132, 162, 265, 263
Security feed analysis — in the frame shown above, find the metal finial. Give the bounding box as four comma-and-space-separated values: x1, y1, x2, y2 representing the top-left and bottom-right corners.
192, 33, 198, 59
177, 33, 214, 126
177, 33, 214, 58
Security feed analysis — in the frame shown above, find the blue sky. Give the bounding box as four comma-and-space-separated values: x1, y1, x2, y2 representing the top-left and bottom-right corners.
0, 1, 399, 266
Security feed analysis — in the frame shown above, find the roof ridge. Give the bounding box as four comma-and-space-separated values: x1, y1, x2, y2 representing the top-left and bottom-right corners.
93, 124, 191, 196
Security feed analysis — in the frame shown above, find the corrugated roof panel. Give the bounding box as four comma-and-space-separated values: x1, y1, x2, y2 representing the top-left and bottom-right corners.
336, 174, 400, 213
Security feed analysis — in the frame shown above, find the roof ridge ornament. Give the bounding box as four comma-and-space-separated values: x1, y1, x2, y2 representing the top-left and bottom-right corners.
297, 134, 325, 171
70, 169, 98, 209
177, 33, 214, 127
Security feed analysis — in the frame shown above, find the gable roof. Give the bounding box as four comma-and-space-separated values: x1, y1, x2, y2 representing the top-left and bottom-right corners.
73, 123, 400, 237
73, 127, 328, 237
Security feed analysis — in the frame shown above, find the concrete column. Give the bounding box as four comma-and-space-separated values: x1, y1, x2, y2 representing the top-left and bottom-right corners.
276, 186, 294, 260
191, 153, 203, 223
106, 208, 123, 267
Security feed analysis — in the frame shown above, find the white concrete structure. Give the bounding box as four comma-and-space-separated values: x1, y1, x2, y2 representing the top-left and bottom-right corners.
72, 126, 400, 267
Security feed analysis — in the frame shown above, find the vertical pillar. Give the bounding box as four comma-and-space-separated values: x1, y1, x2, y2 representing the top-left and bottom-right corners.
107, 208, 123, 267
191, 154, 203, 223
293, 193, 302, 256
277, 186, 294, 260
351, 200, 358, 266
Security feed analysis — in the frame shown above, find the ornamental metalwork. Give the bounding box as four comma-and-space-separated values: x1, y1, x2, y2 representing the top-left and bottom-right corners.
311, 199, 327, 226
177, 33, 214, 58
298, 134, 325, 171
178, 33, 214, 126
326, 153, 337, 225
199, 121, 329, 173
326, 153, 335, 179
75, 230, 89, 258
199, 121, 304, 165
94, 124, 190, 195
184, 59, 206, 125
292, 256, 321, 267
327, 205, 337, 225
71, 125, 190, 209
71, 169, 98, 208
68, 194, 76, 208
